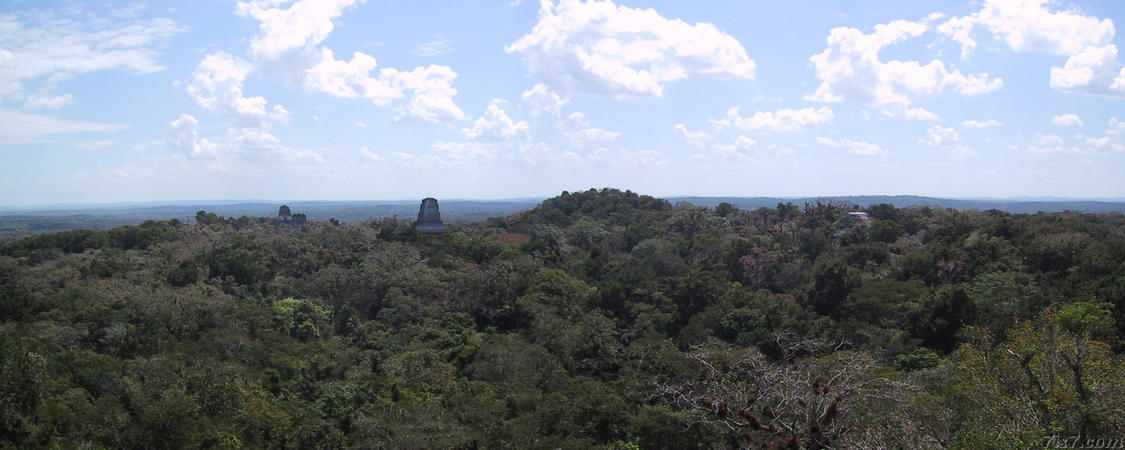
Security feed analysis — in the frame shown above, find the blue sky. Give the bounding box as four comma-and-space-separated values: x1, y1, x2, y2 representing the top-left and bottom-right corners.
1, 0, 1124, 206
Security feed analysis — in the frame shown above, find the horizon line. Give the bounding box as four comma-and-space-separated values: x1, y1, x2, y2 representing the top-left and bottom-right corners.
3, 193, 1125, 212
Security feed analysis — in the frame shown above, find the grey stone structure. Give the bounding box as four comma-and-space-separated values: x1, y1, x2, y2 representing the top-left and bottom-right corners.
415, 198, 444, 234
279, 205, 307, 226
836, 211, 873, 229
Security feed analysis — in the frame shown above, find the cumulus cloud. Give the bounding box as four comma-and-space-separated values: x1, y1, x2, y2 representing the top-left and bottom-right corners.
359, 145, 383, 162
427, 99, 537, 163
1077, 117, 1125, 153
386, 65, 464, 123
0, 109, 128, 143
938, 0, 1125, 96
521, 83, 569, 119
808, 19, 1002, 114
920, 125, 976, 159
166, 113, 321, 164
462, 99, 530, 143
237, 0, 359, 61
506, 0, 755, 97
429, 96, 620, 165
921, 125, 959, 146
904, 107, 940, 121
1021, 119, 1124, 155
1026, 133, 1085, 155
706, 135, 794, 160
1051, 113, 1083, 127
673, 123, 712, 148
816, 136, 891, 157
229, 0, 464, 122
188, 52, 290, 126
962, 119, 1003, 128
166, 114, 214, 158
568, 127, 620, 150
711, 106, 834, 133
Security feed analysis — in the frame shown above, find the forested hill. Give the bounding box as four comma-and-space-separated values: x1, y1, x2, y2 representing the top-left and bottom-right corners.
1, 188, 1123, 448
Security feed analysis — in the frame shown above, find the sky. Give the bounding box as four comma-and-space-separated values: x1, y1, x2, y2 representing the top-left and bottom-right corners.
1, 0, 1125, 206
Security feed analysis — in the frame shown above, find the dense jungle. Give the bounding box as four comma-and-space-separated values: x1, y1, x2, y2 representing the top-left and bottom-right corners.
1, 188, 1123, 448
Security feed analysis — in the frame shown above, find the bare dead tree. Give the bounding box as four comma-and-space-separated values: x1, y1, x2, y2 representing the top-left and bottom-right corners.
649, 339, 936, 448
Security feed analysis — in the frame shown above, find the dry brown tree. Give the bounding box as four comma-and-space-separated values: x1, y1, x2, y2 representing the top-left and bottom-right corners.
649, 333, 939, 449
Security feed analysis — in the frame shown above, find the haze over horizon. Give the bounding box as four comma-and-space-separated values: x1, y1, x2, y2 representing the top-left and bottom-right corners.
3, 0, 1125, 206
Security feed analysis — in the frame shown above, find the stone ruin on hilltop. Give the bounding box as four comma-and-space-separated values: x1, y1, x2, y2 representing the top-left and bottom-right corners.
278, 205, 307, 226
835, 211, 872, 229
416, 198, 444, 234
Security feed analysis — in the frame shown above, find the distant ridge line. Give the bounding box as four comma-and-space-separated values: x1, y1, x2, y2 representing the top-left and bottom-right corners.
666, 195, 1125, 214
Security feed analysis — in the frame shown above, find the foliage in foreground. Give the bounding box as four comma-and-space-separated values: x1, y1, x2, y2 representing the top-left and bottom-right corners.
1, 188, 1123, 448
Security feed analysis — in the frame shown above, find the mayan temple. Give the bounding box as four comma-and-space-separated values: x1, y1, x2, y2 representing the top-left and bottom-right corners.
415, 198, 444, 233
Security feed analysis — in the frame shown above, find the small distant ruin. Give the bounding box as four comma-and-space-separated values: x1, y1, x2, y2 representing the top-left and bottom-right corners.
836, 211, 872, 229
279, 205, 307, 226
415, 198, 444, 234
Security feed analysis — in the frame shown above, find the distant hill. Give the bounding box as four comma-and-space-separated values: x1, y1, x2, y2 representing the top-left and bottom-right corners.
0, 200, 541, 241
668, 195, 1125, 214
2, 194, 1123, 241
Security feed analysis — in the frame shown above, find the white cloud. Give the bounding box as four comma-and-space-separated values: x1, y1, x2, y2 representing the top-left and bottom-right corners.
462, 99, 530, 142
412, 37, 454, 57
808, 19, 1002, 112
521, 83, 569, 119
920, 125, 977, 159
359, 145, 383, 162
962, 119, 1002, 128
673, 123, 712, 148
946, 145, 978, 159
188, 51, 289, 126
938, 0, 1125, 96
816, 136, 891, 157
232, 128, 324, 163
506, 0, 755, 97
904, 107, 939, 121
237, 0, 360, 60
1027, 133, 1086, 155
165, 113, 321, 164
24, 88, 74, 110
1077, 117, 1125, 153
1051, 113, 1083, 128
618, 149, 669, 166
354, 120, 367, 128
921, 125, 959, 146
358, 145, 383, 161
432, 141, 498, 162
0, 9, 184, 99
708, 135, 794, 160
386, 65, 465, 123
711, 106, 834, 133
429, 99, 539, 163
231, 0, 465, 122
568, 127, 620, 149
1049, 45, 1123, 93
302, 49, 398, 100
566, 112, 588, 128
0, 109, 128, 143
166, 114, 215, 158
